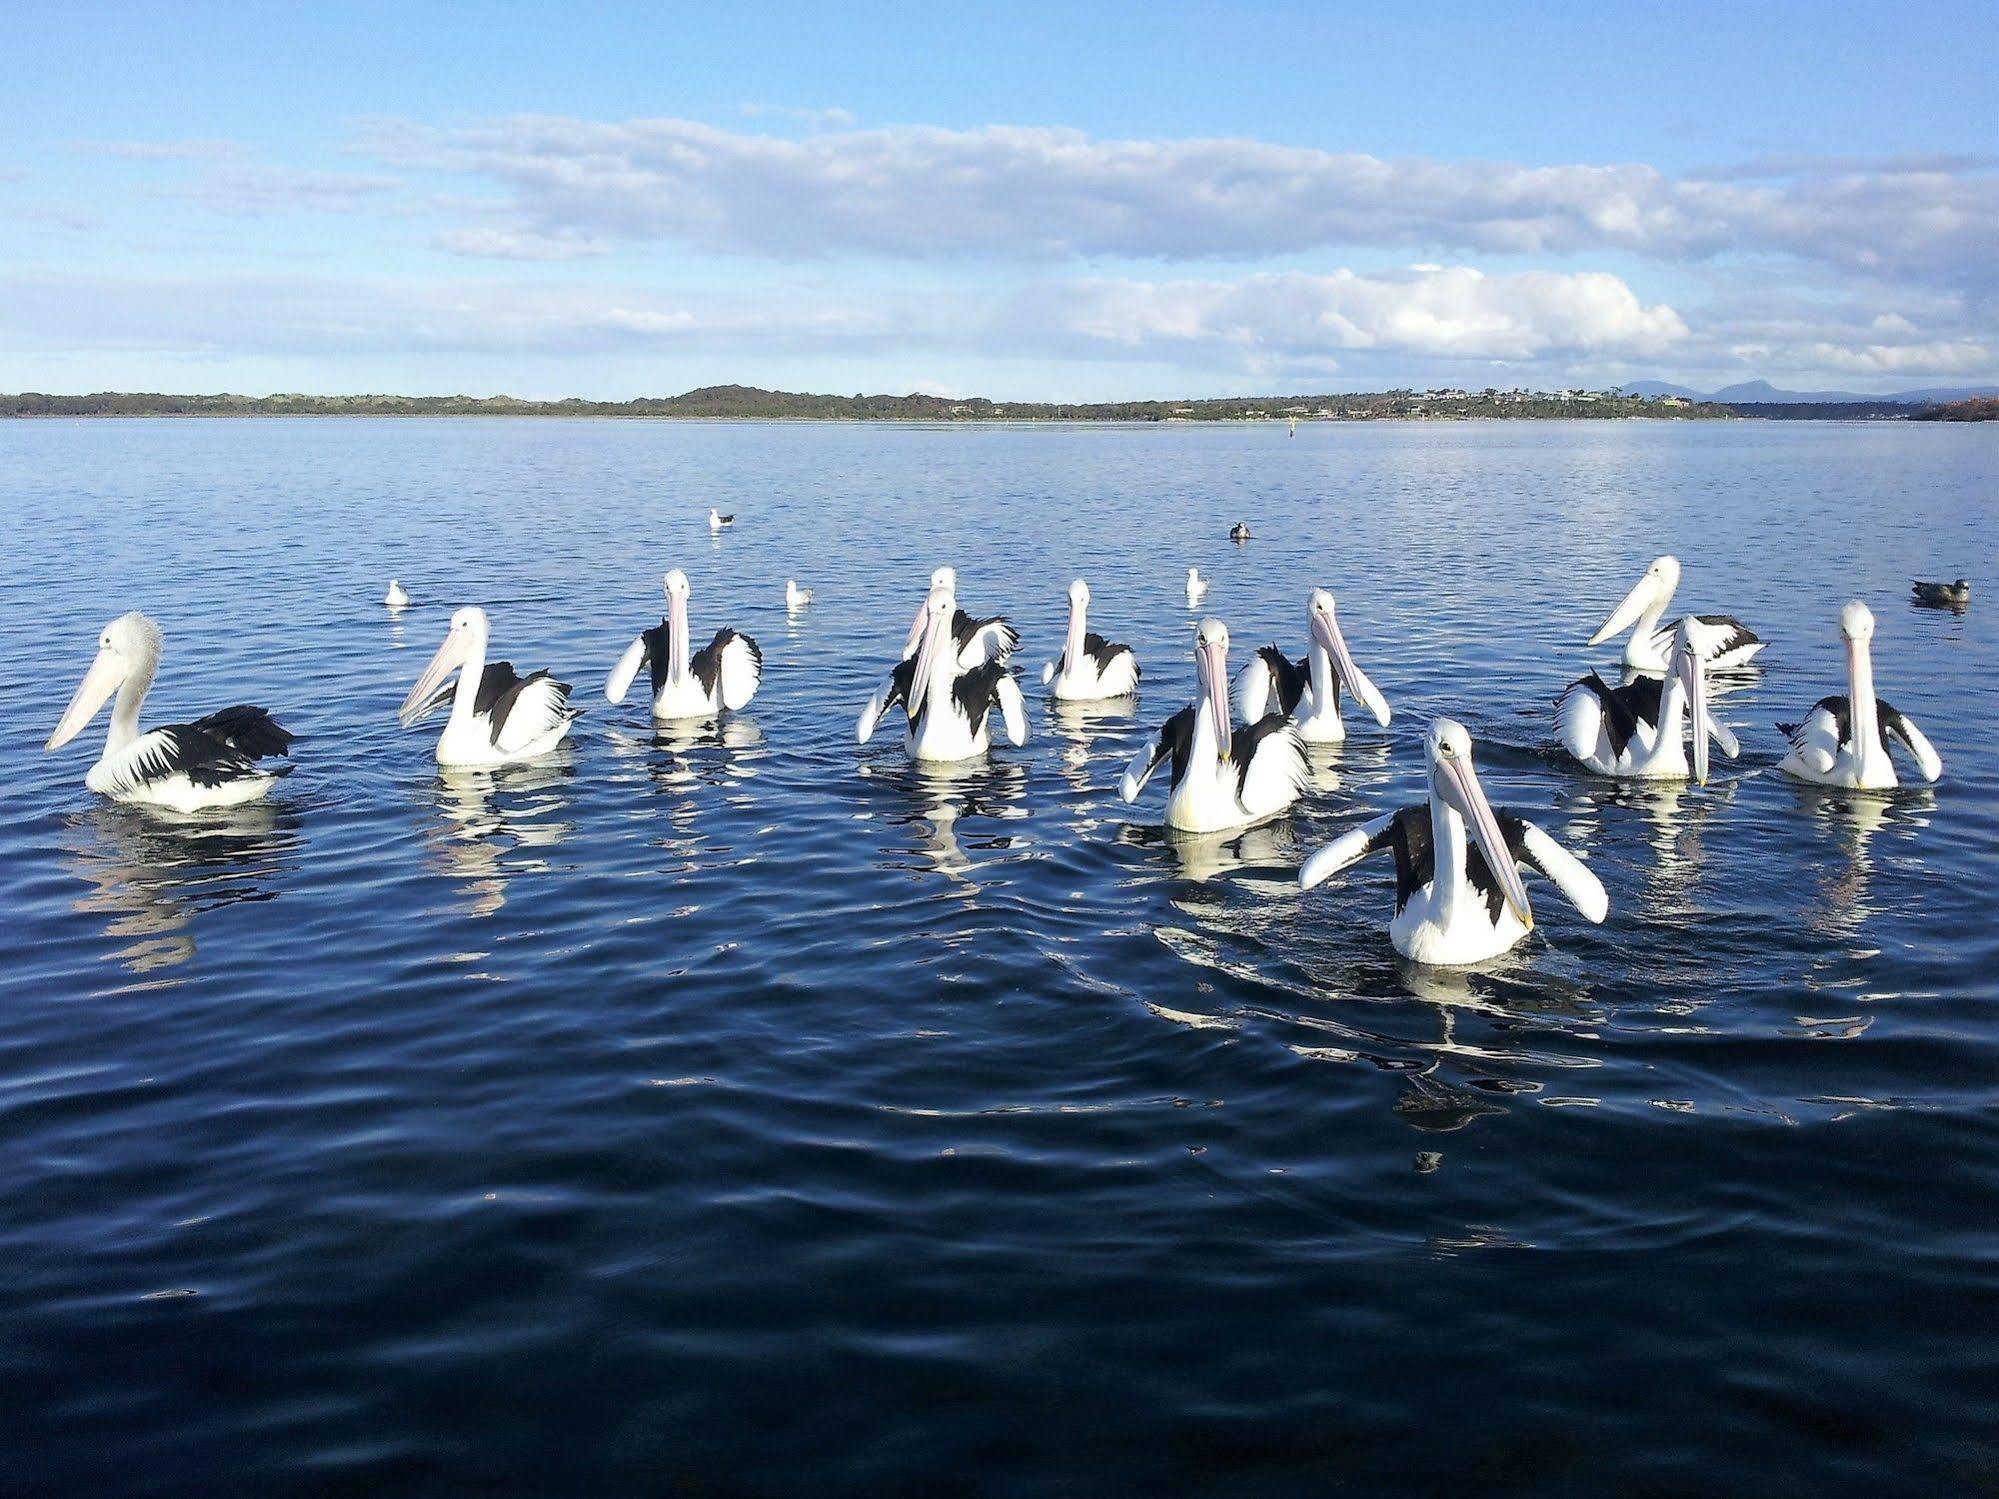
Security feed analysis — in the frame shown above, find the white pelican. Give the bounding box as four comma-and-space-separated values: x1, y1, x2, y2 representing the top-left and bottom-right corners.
606, 569, 762, 721
1120, 618, 1303, 834
1589, 555, 1763, 673
1233, 588, 1392, 745
1300, 719, 1608, 966
1185, 568, 1208, 607
398, 606, 579, 767
1230, 523, 1253, 543
44, 611, 295, 811
786, 579, 813, 609
1041, 579, 1139, 701
898, 567, 1019, 668
384, 579, 411, 609
708, 508, 735, 533
1558, 616, 1740, 782
858, 582, 1027, 761
1776, 601, 1942, 790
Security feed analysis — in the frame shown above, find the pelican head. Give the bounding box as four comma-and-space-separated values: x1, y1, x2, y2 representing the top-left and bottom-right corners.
1426, 718, 1532, 929
1674, 617, 1739, 784
663, 568, 691, 602
1196, 617, 1233, 759
1307, 588, 1358, 677
46, 611, 163, 751
1068, 578, 1090, 608
399, 606, 489, 726
1590, 554, 1681, 645
1839, 599, 1875, 642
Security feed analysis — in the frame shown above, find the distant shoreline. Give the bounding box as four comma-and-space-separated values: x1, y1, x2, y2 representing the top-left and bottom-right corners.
0, 384, 1954, 422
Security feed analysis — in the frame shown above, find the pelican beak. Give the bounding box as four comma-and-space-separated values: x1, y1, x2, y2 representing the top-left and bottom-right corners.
1198, 634, 1232, 760
902, 600, 930, 660
909, 600, 947, 715
1678, 640, 1710, 785
1438, 751, 1532, 929
45, 647, 124, 751
1589, 573, 1659, 647
1311, 602, 1392, 726
399, 628, 469, 726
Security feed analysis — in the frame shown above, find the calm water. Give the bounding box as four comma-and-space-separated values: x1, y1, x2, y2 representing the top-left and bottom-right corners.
2, 417, 1995, 1495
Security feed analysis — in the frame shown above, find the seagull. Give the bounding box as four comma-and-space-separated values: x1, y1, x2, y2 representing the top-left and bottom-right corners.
708, 508, 735, 533
1185, 568, 1208, 606
786, 579, 814, 609
1229, 523, 1253, 543
384, 580, 411, 609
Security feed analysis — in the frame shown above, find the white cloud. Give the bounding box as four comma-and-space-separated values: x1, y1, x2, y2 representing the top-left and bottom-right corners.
363, 116, 1999, 286
154, 164, 398, 216
74, 137, 244, 162
431, 226, 609, 261
0, 265, 1985, 394
1018, 267, 1689, 363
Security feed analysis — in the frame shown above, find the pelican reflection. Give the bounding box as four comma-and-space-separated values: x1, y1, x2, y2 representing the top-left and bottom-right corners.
60, 801, 302, 972
422, 753, 577, 917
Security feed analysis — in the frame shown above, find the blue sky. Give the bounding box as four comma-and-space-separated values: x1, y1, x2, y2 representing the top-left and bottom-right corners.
3, 0, 1994, 398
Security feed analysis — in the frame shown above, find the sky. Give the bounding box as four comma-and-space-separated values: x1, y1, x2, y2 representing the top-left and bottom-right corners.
2, 0, 1994, 400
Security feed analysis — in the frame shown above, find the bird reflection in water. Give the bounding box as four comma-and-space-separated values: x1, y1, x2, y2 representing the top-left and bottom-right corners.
423, 752, 577, 918
1787, 782, 1932, 947
874, 756, 1030, 885
60, 801, 302, 973
1555, 776, 1735, 913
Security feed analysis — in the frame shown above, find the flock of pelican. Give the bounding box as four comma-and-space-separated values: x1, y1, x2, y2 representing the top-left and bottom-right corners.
44, 547, 1948, 968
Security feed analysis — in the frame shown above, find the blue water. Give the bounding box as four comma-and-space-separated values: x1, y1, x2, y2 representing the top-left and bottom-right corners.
2, 417, 1994, 1495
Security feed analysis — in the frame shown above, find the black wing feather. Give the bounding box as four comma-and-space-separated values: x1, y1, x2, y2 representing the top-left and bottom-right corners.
952, 609, 1020, 659
641, 620, 672, 696
951, 659, 1009, 736
1231, 711, 1295, 800
1255, 645, 1310, 716
189, 705, 294, 759
477, 662, 571, 745
691, 628, 759, 701
1082, 632, 1137, 679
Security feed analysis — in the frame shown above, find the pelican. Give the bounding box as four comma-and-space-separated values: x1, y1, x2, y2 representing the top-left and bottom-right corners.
1300, 719, 1608, 966
860, 569, 1020, 743
858, 582, 1027, 761
1230, 523, 1253, 543
1589, 555, 1763, 673
45, 611, 295, 811
898, 567, 1019, 668
1558, 616, 1740, 782
398, 606, 579, 766
708, 508, 735, 533
606, 569, 762, 720
1776, 601, 1942, 789
1185, 568, 1208, 607
1233, 589, 1392, 744
1912, 578, 1970, 609
1120, 618, 1304, 833
384, 579, 411, 609
786, 579, 813, 609
1041, 579, 1139, 701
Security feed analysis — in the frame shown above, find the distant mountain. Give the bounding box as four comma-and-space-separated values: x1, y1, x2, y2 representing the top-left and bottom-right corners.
1624, 378, 1999, 405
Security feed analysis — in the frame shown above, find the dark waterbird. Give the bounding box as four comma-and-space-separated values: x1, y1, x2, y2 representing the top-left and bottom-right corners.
1911, 578, 1970, 609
